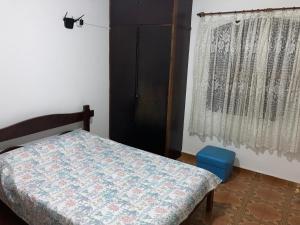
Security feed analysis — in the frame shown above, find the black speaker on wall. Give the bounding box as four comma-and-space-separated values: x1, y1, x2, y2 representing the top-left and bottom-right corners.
63, 12, 84, 29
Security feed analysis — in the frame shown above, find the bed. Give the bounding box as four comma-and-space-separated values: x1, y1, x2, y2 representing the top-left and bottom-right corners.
0, 105, 221, 225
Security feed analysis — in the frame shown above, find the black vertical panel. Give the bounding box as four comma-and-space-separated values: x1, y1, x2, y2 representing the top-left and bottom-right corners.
175, 0, 193, 28
110, 0, 139, 26
110, 26, 138, 145
165, 0, 193, 158
133, 26, 172, 155
167, 28, 191, 158
138, 0, 174, 25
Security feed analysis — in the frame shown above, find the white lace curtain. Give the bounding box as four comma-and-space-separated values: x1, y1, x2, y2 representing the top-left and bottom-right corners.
189, 11, 300, 157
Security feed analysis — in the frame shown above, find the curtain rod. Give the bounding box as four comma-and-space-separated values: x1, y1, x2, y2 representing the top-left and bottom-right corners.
197, 6, 300, 17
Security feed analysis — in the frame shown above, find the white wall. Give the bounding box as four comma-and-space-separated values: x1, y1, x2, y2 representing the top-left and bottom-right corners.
0, 0, 109, 146
183, 0, 300, 183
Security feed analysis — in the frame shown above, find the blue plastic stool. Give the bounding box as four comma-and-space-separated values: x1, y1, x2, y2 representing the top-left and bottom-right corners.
196, 146, 236, 182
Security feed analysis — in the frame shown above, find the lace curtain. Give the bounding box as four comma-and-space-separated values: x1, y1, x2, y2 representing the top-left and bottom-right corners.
189, 11, 300, 157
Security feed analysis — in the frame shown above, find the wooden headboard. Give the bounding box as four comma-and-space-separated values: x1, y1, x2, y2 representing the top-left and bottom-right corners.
0, 105, 94, 151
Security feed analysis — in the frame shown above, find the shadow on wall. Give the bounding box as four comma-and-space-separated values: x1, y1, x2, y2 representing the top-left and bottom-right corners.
243, 144, 300, 162
191, 132, 300, 162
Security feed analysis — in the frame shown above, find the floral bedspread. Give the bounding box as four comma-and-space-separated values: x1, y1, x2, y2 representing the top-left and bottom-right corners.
0, 130, 221, 225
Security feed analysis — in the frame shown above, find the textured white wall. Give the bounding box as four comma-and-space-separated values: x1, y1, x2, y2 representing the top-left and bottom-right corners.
0, 0, 109, 146
183, 0, 300, 183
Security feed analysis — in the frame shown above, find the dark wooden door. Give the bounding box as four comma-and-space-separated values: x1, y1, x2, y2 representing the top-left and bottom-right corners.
133, 25, 172, 155
138, 0, 174, 25
110, 26, 138, 146
110, 0, 139, 26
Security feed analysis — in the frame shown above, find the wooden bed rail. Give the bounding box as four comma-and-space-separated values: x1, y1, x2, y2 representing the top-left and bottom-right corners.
206, 190, 214, 212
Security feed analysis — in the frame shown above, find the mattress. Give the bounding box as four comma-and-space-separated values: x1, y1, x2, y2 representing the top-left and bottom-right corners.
0, 130, 221, 225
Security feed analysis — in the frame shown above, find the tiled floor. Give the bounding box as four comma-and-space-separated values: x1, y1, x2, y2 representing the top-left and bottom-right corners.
179, 153, 300, 225
0, 154, 299, 225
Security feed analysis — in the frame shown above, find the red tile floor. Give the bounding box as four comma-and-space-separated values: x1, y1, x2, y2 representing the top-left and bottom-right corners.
0, 153, 299, 225
179, 153, 300, 225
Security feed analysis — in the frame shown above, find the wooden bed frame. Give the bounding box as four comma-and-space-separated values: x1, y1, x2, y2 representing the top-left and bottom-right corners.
0, 105, 94, 153
0, 105, 214, 224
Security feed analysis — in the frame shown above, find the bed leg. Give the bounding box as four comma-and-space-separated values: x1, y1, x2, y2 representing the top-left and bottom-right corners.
206, 190, 214, 213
